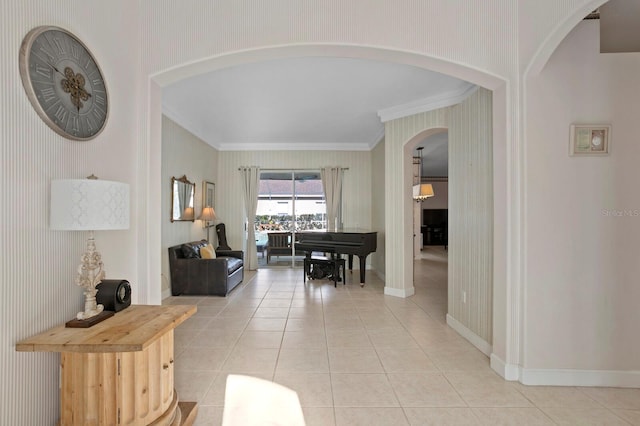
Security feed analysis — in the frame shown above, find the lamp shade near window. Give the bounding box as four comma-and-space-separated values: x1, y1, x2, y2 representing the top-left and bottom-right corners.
198, 206, 217, 222
198, 206, 218, 242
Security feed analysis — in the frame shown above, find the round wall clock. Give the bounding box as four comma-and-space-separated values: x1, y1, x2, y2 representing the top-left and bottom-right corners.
19, 26, 109, 141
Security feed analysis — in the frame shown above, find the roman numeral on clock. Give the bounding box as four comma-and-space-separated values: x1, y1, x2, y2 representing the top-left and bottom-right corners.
40, 87, 56, 103
34, 63, 52, 79
53, 105, 67, 123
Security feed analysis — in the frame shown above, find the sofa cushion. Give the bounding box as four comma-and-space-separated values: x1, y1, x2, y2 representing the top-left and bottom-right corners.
200, 244, 216, 259
221, 256, 243, 275
181, 243, 201, 258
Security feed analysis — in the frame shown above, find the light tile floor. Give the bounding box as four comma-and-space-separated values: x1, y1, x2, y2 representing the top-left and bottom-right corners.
164, 247, 640, 425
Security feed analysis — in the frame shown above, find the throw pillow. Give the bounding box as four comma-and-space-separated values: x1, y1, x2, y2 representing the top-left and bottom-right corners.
200, 244, 216, 259
181, 243, 200, 259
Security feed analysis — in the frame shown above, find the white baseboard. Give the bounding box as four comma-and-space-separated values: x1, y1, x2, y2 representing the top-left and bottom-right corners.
162, 288, 172, 300
446, 314, 492, 356
490, 354, 520, 381
384, 285, 415, 298
489, 354, 640, 387
521, 368, 640, 388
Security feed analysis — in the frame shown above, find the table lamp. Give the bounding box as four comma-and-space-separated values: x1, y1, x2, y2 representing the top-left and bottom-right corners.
50, 176, 130, 327
198, 206, 217, 242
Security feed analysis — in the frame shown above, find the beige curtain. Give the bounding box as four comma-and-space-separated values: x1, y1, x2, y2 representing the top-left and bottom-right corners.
320, 167, 343, 231
240, 166, 260, 270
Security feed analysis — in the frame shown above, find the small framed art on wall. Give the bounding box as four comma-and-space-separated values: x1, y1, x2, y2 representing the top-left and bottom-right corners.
203, 181, 215, 208
569, 124, 611, 156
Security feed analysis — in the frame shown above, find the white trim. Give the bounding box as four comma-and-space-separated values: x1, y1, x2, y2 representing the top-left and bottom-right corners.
217, 142, 372, 151
161, 287, 172, 300
162, 103, 212, 148
161, 106, 377, 151
378, 83, 478, 122
521, 368, 640, 388
446, 314, 492, 356
525, 1, 606, 77
490, 353, 521, 381
384, 285, 415, 298
369, 128, 386, 149
488, 358, 640, 388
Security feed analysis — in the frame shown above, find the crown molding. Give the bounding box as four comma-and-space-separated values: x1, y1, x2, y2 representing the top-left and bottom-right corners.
377, 83, 478, 122
163, 104, 378, 152
368, 128, 386, 149
216, 142, 372, 151
166, 84, 475, 151
162, 104, 222, 149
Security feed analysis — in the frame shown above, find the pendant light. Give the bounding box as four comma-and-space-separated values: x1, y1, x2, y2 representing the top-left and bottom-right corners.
412, 147, 434, 201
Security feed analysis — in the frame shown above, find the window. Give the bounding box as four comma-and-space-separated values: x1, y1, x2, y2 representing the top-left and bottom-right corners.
255, 170, 326, 233
255, 170, 333, 266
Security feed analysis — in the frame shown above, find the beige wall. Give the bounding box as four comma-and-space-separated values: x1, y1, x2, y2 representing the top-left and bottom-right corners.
525, 21, 640, 378
161, 116, 219, 296
371, 138, 386, 277
448, 88, 494, 350
385, 108, 449, 298
1, 2, 142, 424
384, 88, 493, 352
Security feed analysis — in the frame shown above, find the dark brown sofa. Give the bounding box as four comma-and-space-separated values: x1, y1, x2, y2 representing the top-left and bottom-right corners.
168, 240, 244, 296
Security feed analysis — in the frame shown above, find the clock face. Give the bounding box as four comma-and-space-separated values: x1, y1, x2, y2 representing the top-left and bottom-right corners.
19, 26, 109, 141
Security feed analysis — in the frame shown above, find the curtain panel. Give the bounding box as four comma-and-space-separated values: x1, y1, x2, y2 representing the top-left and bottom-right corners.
320, 167, 344, 232
240, 166, 260, 270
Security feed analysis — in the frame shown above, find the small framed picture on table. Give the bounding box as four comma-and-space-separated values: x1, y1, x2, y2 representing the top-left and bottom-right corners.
569, 124, 611, 156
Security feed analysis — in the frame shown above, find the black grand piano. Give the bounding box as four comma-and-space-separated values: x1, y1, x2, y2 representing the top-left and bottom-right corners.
295, 229, 377, 285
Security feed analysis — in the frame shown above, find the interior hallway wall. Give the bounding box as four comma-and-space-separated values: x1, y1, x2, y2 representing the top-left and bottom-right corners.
448, 88, 494, 351
371, 138, 386, 278
161, 116, 219, 297
525, 20, 640, 382
1, 2, 141, 424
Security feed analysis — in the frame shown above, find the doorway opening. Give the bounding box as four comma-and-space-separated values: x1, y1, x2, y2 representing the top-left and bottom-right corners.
151, 44, 507, 371
255, 170, 329, 268
412, 132, 450, 322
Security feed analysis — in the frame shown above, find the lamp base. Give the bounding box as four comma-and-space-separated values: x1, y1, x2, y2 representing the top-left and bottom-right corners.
65, 310, 114, 328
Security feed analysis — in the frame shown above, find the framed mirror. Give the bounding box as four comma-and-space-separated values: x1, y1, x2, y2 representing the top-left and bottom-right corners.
171, 175, 195, 222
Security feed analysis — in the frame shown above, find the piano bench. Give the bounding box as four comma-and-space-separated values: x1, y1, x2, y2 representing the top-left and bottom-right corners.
303, 256, 346, 287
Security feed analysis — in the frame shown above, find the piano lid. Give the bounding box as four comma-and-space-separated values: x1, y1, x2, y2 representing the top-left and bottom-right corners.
300, 227, 375, 234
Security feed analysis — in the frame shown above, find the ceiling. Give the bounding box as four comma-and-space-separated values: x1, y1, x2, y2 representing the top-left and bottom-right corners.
162, 57, 474, 162
416, 132, 449, 177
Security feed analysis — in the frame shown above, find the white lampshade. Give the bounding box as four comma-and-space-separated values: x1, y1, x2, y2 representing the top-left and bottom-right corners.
412, 183, 434, 201
50, 179, 130, 231
198, 206, 217, 221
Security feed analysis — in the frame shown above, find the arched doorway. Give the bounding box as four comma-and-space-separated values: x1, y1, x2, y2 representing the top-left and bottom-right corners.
148, 43, 508, 376
409, 129, 451, 324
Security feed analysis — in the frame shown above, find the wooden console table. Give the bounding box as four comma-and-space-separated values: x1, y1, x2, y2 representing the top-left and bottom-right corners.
16, 305, 197, 426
